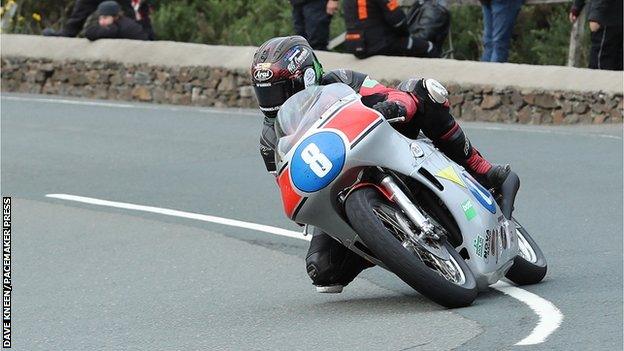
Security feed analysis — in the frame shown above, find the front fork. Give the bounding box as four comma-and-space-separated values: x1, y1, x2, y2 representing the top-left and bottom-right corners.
378, 175, 438, 240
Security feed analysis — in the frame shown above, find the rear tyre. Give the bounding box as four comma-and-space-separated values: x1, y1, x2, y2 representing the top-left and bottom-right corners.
345, 187, 477, 308
505, 220, 547, 285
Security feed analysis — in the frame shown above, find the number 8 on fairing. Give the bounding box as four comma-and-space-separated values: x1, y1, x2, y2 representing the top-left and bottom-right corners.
301, 143, 333, 177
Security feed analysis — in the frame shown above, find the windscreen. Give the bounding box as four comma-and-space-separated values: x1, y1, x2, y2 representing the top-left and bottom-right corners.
275, 83, 356, 157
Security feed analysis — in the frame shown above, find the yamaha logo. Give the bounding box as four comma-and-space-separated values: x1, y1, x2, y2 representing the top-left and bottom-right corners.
254, 69, 273, 82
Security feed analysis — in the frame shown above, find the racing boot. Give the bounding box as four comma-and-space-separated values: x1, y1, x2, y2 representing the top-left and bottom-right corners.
484, 164, 512, 190
305, 229, 374, 293
437, 120, 511, 190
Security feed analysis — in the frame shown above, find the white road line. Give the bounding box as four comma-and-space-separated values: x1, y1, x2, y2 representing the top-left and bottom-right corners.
1, 95, 260, 116
492, 281, 564, 345
45, 193, 562, 346
463, 124, 622, 141
3, 94, 621, 140
45, 194, 309, 242
2, 96, 137, 108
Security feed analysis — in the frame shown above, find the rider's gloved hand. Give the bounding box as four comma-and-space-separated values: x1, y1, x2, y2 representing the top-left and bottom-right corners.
372, 101, 407, 120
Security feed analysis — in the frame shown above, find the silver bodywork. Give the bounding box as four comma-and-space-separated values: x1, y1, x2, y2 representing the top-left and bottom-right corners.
276, 84, 518, 290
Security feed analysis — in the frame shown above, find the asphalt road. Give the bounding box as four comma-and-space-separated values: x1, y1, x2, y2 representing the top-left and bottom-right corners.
1, 93, 622, 350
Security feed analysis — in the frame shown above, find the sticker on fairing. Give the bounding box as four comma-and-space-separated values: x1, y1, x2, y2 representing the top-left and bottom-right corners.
473, 235, 488, 261
462, 172, 496, 214
290, 132, 346, 193
461, 199, 477, 221
362, 77, 380, 88
436, 166, 466, 188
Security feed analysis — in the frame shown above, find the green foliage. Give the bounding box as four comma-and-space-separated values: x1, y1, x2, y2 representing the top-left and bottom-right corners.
448, 3, 589, 66
1, 0, 70, 34
3, 0, 589, 66
510, 4, 569, 65
151, 0, 294, 45
525, 6, 588, 66
445, 5, 483, 60
150, 0, 346, 46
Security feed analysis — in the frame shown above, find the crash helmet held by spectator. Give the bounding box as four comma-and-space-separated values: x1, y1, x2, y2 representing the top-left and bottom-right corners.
251, 36, 324, 118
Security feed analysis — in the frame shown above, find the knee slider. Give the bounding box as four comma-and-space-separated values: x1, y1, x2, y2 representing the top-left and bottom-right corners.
424, 78, 448, 104
398, 78, 448, 106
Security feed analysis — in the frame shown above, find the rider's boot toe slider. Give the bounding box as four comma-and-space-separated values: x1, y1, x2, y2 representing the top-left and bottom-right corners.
315, 285, 344, 293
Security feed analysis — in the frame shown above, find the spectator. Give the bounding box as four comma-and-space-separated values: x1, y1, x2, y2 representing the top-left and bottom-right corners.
43, 0, 135, 37
569, 0, 623, 70
131, 0, 155, 40
85, 1, 148, 41
290, 0, 338, 50
342, 0, 436, 59
42, 0, 154, 39
480, 0, 523, 63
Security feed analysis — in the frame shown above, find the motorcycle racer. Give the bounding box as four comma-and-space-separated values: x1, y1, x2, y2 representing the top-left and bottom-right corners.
251, 35, 511, 293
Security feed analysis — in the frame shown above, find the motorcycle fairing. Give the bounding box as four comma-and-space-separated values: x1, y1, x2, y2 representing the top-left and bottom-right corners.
276, 97, 383, 220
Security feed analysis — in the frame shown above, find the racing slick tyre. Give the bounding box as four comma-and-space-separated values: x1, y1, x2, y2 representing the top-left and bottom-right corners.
504, 219, 547, 285
345, 187, 477, 308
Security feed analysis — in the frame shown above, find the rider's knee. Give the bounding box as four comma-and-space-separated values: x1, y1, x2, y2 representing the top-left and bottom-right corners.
305, 250, 340, 286
306, 249, 372, 287
399, 78, 455, 138
305, 231, 342, 285
398, 78, 449, 106
305, 231, 372, 286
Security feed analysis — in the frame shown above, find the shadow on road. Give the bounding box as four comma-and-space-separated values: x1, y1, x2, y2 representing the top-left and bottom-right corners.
303, 293, 443, 314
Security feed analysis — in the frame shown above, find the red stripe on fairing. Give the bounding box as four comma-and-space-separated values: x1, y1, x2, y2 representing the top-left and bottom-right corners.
277, 167, 303, 219
323, 101, 382, 143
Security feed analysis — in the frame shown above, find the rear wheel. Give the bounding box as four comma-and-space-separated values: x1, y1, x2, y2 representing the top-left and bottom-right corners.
505, 219, 547, 285
345, 187, 477, 308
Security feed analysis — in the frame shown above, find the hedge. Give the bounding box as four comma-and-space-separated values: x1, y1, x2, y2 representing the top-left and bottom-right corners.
1, 0, 588, 66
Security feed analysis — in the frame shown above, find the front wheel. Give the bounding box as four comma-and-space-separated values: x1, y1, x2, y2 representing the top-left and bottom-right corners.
345, 187, 477, 308
504, 219, 547, 285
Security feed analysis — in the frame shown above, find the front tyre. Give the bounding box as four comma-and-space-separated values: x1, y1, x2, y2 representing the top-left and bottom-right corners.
345, 187, 477, 308
505, 219, 547, 285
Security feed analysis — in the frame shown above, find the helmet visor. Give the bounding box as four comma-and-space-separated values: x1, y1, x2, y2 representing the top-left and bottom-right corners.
254, 79, 303, 117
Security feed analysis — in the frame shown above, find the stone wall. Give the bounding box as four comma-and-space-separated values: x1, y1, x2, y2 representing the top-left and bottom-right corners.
1, 57, 257, 109
384, 79, 623, 124
2, 56, 621, 124
443, 84, 623, 124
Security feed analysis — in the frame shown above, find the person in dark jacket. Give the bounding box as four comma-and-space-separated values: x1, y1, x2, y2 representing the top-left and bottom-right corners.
42, 0, 134, 37
42, 0, 154, 40
570, 0, 623, 70
342, 0, 436, 58
85, 1, 148, 41
251, 36, 510, 293
290, 0, 338, 50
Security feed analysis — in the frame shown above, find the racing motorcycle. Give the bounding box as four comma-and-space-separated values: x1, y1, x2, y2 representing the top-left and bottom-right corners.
274, 83, 547, 308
